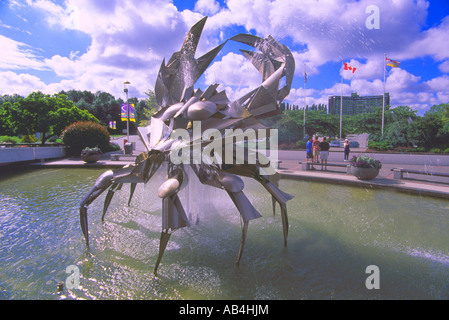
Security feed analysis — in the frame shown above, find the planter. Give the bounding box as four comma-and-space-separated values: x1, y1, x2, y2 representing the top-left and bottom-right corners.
82, 153, 101, 163
351, 166, 380, 180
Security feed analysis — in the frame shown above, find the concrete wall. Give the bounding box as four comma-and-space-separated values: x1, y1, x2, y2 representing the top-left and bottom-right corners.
0, 146, 66, 164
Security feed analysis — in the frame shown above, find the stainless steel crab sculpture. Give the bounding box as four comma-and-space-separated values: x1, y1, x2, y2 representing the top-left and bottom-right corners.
79, 17, 295, 274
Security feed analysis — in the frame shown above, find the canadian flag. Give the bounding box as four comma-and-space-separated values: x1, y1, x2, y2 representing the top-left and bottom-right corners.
344, 62, 357, 73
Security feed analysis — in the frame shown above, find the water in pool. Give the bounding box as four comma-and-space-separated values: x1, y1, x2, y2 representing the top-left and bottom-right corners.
0, 167, 448, 299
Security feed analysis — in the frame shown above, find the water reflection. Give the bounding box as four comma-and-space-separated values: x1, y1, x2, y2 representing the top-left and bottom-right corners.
0, 168, 448, 299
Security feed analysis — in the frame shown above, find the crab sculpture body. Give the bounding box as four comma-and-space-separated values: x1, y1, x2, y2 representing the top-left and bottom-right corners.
79, 17, 295, 274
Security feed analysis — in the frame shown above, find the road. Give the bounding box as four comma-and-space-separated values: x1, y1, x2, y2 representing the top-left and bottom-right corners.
278, 149, 449, 166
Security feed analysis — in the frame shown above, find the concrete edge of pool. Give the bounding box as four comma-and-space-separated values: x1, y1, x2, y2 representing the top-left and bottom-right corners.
22, 156, 449, 201
278, 170, 449, 200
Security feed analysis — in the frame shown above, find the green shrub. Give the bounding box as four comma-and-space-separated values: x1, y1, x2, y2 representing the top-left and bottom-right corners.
62, 121, 110, 156
413, 147, 426, 152
0, 136, 21, 144
107, 142, 121, 152
350, 155, 382, 169
47, 136, 62, 143
21, 134, 38, 143
367, 140, 393, 151
430, 148, 442, 153
443, 148, 449, 154
295, 140, 306, 149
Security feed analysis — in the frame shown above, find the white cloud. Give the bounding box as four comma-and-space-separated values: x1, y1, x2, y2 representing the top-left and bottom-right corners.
207, 0, 432, 87
194, 0, 221, 15
3, 0, 449, 114
16, 0, 195, 98
0, 71, 46, 95
288, 87, 322, 107
436, 92, 449, 104
0, 35, 46, 70
402, 16, 449, 62
25, 0, 78, 29
321, 82, 352, 98
425, 75, 449, 92
341, 58, 384, 80
313, 67, 439, 112
438, 60, 449, 73
204, 52, 262, 91
350, 78, 384, 96
44, 55, 84, 77
385, 68, 421, 93
294, 51, 321, 78
211, 0, 429, 62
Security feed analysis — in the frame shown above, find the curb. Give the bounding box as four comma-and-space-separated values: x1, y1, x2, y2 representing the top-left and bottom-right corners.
279, 170, 449, 200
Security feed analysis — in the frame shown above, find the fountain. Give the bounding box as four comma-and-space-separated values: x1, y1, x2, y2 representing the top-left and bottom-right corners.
1, 16, 448, 302
79, 17, 295, 274
1, 168, 448, 299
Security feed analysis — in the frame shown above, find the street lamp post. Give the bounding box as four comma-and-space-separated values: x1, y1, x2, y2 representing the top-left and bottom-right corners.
123, 81, 130, 142
340, 60, 343, 141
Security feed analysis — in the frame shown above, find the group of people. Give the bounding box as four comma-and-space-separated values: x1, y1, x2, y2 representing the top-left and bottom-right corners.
305, 136, 351, 170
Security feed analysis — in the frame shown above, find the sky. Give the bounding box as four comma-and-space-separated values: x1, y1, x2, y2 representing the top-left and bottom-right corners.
1, 0, 449, 115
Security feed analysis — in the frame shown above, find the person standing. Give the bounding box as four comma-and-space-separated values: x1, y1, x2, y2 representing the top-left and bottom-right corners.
305, 136, 313, 163
319, 137, 330, 170
312, 136, 321, 164
344, 138, 351, 161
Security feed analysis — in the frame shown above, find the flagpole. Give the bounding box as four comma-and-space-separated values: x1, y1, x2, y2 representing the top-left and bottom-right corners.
340, 60, 343, 141
382, 53, 386, 137
304, 62, 306, 138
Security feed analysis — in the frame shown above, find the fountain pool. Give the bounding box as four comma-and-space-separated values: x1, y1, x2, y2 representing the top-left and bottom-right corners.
0, 167, 448, 299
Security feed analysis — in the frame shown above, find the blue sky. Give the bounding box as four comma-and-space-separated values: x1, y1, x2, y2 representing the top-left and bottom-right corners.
1, 0, 449, 115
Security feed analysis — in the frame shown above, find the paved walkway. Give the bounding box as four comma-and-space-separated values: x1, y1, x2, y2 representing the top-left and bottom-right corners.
28, 135, 449, 200
276, 159, 449, 199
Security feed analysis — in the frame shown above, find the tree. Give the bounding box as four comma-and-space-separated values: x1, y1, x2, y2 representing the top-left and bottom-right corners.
272, 109, 339, 144
8, 91, 55, 144
274, 112, 303, 144
136, 89, 158, 126
51, 106, 99, 136
440, 103, 449, 129
304, 110, 339, 137
342, 106, 386, 136
416, 103, 449, 150
0, 101, 14, 135
366, 106, 420, 148
6, 91, 98, 144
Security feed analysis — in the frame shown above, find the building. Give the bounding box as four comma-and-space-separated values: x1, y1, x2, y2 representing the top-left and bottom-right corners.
328, 92, 390, 115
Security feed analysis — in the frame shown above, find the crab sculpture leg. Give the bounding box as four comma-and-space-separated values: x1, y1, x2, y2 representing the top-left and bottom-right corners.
154, 164, 190, 275
189, 163, 262, 265
79, 170, 115, 247
79, 150, 165, 248
221, 149, 294, 247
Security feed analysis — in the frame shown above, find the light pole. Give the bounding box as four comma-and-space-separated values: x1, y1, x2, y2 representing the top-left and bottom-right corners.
123, 81, 130, 142
340, 60, 343, 142
303, 63, 307, 138
382, 53, 386, 138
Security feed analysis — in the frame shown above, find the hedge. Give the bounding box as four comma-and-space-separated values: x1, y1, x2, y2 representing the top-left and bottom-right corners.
61, 121, 110, 156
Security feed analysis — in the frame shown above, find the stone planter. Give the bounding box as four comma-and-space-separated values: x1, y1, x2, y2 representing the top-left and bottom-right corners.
81, 153, 101, 163
351, 166, 380, 180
